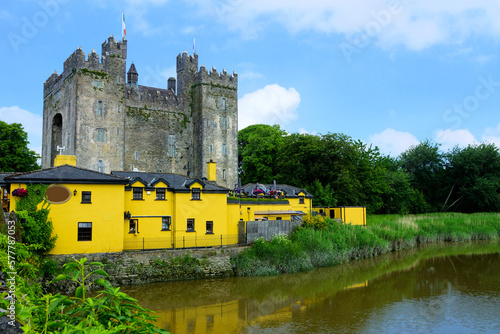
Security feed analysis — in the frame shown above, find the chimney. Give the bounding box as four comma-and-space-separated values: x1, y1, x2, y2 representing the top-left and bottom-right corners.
54, 155, 77, 166
207, 160, 216, 182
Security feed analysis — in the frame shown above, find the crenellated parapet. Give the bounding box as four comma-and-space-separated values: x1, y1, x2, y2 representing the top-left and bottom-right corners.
195, 65, 238, 90
44, 36, 127, 98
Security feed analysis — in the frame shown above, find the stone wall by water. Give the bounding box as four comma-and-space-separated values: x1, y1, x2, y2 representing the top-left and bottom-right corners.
43, 247, 246, 294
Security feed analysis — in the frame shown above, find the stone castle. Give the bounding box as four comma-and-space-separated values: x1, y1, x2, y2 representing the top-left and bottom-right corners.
42, 35, 238, 189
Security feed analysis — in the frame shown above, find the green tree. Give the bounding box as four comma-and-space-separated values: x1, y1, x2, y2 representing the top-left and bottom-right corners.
443, 143, 500, 212
238, 124, 287, 184
399, 140, 444, 212
0, 121, 40, 172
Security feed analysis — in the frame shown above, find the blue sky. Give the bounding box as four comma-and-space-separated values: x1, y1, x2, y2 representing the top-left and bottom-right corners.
1, 0, 499, 157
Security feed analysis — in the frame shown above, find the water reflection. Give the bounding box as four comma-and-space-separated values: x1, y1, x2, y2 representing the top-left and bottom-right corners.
121, 242, 500, 333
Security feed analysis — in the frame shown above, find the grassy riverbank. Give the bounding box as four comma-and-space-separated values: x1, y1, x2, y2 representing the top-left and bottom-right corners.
233, 213, 500, 276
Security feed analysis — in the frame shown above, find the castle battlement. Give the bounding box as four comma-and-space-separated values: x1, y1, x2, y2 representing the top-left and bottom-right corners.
195, 65, 238, 89
44, 36, 127, 97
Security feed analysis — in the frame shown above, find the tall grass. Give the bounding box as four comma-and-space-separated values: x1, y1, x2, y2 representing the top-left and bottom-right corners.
232, 213, 500, 276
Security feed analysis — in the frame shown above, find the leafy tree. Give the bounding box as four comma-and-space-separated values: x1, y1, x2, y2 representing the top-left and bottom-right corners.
399, 140, 444, 211
0, 121, 40, 172
443, 143, 500, 212
238, 124, 287, 184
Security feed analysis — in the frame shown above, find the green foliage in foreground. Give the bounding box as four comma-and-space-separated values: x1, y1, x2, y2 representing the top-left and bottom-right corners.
233, 213, 500, 276
0, 255, 169, 333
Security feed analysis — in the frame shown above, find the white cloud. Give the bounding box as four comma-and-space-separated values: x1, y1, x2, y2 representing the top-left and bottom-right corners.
482, 122, 500, 148
298, 128, 317, 135
190, 0, 500, 51
369, 128, 419, 156
238, 84, 300, 130
435, 129, 478, 152
0, 106, 43, 153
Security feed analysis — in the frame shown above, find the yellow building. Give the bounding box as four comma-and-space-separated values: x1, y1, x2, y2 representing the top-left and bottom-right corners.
111, 171, 237, 250
5, 162, 129, 254
3, 157, 317, 254
313, 206, 367, 226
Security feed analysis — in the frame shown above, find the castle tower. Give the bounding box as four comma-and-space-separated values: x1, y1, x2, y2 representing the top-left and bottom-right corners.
42, 35, 238, 188
127, 62, 138, 88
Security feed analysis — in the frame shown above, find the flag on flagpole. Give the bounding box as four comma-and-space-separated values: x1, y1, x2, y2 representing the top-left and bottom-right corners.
122, 11, 126, 38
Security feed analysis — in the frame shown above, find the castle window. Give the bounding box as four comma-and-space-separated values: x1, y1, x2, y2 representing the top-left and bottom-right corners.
77, 222, 92, 241
97, 160, 105, 173
156, 188, 166, 200
133, 187, 143, 200
206, 221, 213, 234
162, 216, 171, 231
97, 101, 103, 116
222, 98, 226, 110
187, 219, 195, 232
133, 151, 139, 161
81, 191, 91, 204
221, 116, 227, 129
96, 129, 106, 142
209, 145, 213, 153
192, 188, 201, 200
168, 135, 175, 157
93, 80, 103, 88
223, 169, 226, 180
222, 144, 227, 156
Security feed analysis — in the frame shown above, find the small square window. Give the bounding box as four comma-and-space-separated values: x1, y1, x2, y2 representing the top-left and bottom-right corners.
299, 196, 305, 204
192, 188, 201, 200
187, 219, 195, 232
133, 188, 143, 200
162, 216, 171, 231
129, 219, 137, 233
156, 188, 166, 200
94, 80, 103, 88
81, 191, 91, 203
206, 221, 213, 234
78, 222, 92, 241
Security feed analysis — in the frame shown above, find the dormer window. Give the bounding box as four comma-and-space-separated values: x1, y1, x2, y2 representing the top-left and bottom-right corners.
299, 196, 305, 204
133, 187, 143, 200
156, 188, 166, 200
192, 188, 201, 200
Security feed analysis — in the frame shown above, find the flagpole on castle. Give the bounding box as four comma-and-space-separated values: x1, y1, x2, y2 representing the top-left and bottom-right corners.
193, 38, 195, 54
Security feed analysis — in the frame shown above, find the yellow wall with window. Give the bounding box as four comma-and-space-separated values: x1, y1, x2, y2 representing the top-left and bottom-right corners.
123, 181, 174, 250
10, 182, 125, 255
312, 206, 367, 226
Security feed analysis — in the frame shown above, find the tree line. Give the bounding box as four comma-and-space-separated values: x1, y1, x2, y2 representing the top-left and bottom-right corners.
238, 124, 500, 214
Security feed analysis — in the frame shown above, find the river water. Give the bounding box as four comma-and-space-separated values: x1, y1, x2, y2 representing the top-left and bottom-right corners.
121, 242, 500, 334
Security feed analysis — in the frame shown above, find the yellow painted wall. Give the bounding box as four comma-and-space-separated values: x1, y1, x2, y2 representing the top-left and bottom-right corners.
313, 206, 367, 226
123, 181, 174, 250
11, 183, 125, 254
173, 187, 231, 248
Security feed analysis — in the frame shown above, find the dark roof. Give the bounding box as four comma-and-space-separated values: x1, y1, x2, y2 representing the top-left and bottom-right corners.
127, 62, 138, 74
112, 171, 228, 193
5, 165, 129, 184
242, 183, 313, 198
0, 173, 14, 186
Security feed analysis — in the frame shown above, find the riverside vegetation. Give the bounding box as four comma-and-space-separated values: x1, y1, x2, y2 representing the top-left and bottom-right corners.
1, 212, 499, 332
232, 213, 500, 276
